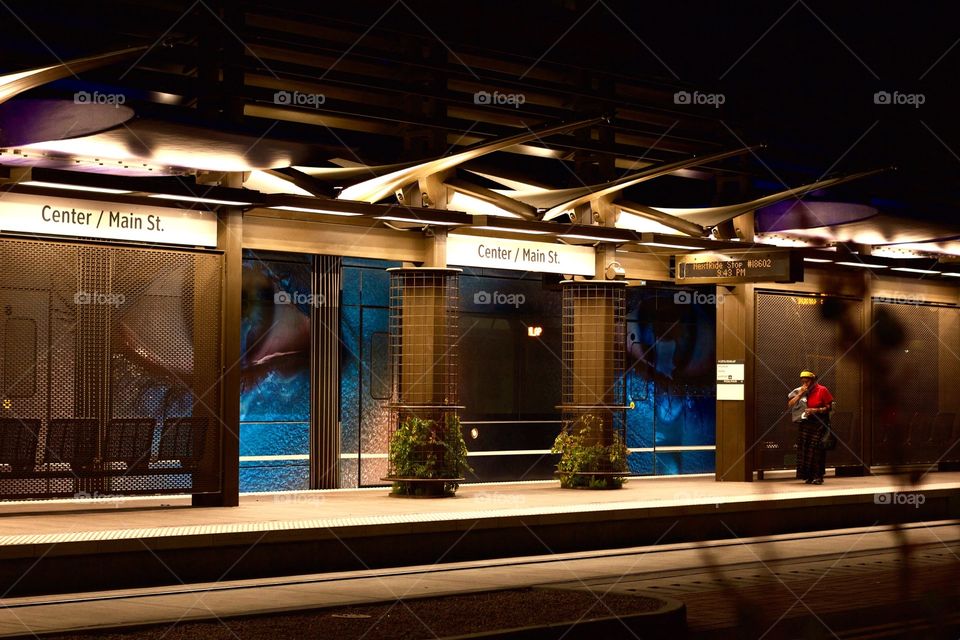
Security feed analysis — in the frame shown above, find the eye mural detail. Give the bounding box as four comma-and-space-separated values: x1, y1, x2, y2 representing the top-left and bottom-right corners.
624, 287, 717, 476
239, 255, 313, 492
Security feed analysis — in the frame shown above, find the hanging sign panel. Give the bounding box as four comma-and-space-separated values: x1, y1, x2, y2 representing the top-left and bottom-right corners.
447, 234, 595, 276
0, 192, 218, 247
676, 250, 801, 284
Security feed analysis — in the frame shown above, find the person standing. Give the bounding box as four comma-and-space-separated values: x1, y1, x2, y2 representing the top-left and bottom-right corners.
787, 370, 834, 484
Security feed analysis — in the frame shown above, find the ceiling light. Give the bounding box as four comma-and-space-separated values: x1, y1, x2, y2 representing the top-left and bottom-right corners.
557, 225, 636, 244
512, 144, 564, 159
757, 235, 812, 247
869, 246, 926, 259
245, 170, 314, 196
149, 90, 183, 105
377, 215, 464, 226
835, 261, 887, 269
268, 205, 363, 217
638, 241, 702, 250
21, 181, 132, 195
615, 211, 683, 235
148, 193, 251, 206
891, 267, 941, 274
471, 225, 551, 235
803, 258, 833, 263
447, 191, 522, 219
560, 233, 629, 243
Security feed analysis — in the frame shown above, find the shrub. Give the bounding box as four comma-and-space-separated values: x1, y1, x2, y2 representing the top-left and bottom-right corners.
388, 414, 471, 496
551, 413, 629, 489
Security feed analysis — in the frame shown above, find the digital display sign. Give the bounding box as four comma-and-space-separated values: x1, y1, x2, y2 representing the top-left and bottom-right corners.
675, 251, 801, 284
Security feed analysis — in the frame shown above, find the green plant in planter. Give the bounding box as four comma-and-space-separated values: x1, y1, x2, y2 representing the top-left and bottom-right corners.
388, 414, 471, 496
551, 413, 630, 489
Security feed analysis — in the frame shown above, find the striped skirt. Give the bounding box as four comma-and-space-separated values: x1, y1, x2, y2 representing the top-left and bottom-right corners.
796, 419, 826, 480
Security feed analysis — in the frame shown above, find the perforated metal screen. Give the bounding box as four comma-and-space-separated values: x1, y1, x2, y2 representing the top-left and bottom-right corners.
0, 238, 222, 499
754, 292, 863, 470
872, 301, 960, 465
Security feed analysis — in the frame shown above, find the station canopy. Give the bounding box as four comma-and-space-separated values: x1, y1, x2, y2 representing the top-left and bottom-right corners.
1, 1, 958, 273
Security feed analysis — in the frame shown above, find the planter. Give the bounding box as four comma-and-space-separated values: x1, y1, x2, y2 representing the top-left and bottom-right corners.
383, 412, 470, 497
552, 412, 630, 490
387, 477, 465, 498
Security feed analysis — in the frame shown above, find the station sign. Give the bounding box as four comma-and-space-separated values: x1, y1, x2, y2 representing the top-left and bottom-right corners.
447, 234, 595, 276
675, 250, 801, 284
0, 192, 218, 247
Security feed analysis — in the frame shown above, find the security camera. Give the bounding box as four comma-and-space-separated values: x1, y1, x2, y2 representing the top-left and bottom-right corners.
605, 261, 626, 280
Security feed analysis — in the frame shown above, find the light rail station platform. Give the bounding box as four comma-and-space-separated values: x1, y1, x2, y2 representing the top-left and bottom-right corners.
0, 472, 957, 598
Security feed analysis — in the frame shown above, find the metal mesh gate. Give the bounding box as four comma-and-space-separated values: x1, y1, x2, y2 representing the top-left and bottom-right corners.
0, 238, 222, 499
754, 292, 863, 471
872, 301, 960, 465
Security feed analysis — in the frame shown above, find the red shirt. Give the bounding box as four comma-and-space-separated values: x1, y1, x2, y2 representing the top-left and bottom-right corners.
806, 383, 833, 409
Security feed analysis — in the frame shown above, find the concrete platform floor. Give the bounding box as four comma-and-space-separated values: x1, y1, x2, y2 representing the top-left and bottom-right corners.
0, 472, 956, 546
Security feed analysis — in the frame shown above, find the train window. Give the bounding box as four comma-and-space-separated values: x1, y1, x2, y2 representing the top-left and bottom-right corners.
368, 331, 391, 399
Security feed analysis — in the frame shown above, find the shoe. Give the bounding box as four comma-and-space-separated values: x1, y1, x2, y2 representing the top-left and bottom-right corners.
804, 478, 813, 484
812, 478, 824, 485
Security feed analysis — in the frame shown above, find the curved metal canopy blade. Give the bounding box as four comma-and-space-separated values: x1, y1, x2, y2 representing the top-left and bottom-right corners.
648, 168, 889, 228
337, 117, 605, 202
22, 118, 327, 173
293, 161, 424, 182
443, 176, 538, 220
497, 184, 607, 210
539, 145, 762, 221
0, 47, 147, 104
616, 200, 708, 236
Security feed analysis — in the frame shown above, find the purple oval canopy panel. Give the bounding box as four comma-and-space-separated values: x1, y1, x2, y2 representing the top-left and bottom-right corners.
756, 200, 877, 233
0, 98, 134, 147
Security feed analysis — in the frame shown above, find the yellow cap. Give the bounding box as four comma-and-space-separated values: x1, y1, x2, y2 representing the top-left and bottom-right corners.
800, 370, 816, 378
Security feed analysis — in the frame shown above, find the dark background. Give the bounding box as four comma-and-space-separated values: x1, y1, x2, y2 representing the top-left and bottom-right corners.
3, 0, 959, 218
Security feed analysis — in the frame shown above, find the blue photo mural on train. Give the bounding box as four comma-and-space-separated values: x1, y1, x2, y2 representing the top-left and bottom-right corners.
239, 253, 312, 491
625, 287, 716, 475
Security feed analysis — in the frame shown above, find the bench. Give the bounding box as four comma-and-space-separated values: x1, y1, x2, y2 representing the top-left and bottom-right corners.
103, 418, 156, 473
43, 418, 99, 472
0, 418, 41, 472
157, 417, 208, 471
